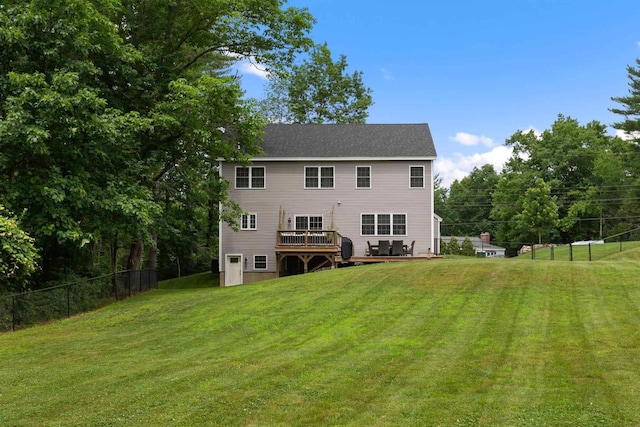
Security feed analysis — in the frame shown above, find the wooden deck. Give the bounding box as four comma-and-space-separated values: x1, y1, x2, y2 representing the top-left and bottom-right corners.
274, 230, 441, 276
275, 230, 341, 275
338, 255, 443, 264
276, 230, 340, 249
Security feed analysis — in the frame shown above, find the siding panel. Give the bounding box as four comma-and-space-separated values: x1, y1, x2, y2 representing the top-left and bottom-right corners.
221, 160, 434, 274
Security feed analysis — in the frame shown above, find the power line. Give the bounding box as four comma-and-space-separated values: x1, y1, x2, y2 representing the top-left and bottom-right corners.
443, 197, 640, 210
441, 215, 640, 227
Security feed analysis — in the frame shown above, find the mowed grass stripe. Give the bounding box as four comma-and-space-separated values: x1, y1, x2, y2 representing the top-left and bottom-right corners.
2, 256, 640, 425
273, 265, 483, 425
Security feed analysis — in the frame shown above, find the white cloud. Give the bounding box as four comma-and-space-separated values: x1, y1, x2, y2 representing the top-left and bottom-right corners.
435, 145, 513, 188
449, 132, 494, 147
237, 59, 269, 79
381, 68, 394, 81
615, 129, 640, 140
223, 48, 270, 80
220, 47, 243, 59
521, 126, 542, 138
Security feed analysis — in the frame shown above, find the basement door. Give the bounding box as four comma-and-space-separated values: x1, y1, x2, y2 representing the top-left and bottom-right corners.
225, 254, 243, 286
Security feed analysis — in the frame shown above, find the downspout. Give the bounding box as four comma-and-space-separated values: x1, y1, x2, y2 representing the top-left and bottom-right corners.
218, 159, 224, 275
429, 160, 435, 255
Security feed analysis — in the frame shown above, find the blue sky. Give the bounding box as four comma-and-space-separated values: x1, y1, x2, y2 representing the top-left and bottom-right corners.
235, 0, 640, 187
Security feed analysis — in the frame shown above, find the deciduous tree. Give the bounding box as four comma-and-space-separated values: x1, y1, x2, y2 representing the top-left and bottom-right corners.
516, 178, 559, 244
433, 174, 450, 222
491, 115, 622, 243
0, 0, 316, 281
0, 205, 39, 293
0, 0, 155, 278
444, 165, 498, 237
260, 43, 373, 123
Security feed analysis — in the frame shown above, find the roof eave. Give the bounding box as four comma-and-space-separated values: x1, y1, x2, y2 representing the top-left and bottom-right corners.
218, 156, 437, 162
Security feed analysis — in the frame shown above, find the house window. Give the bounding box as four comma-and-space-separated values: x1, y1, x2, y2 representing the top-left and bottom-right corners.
236, 166, 265, 189
393, 214, 407, 235
254, 255, 267, 270
361, 213, 407, 236
361, 214, 375, 235
295, 215, 323, 230
305, 166, 334, 189
241, 213, 257, 230
356, 166, 371, 188
410, 166, 424, 188
378, 214, 391, 235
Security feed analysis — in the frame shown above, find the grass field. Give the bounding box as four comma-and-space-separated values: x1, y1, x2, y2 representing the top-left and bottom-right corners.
2, 248, 640, 426
521, 240, 640, 262
159, 271, 219, 289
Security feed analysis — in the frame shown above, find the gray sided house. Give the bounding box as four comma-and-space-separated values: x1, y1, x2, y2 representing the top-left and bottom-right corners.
219, 123, 438, 286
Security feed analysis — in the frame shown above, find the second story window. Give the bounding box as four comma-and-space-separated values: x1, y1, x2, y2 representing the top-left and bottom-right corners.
356, 166, 371, 188
410, 166, 425, 188
305, 166, 334, 189
236, 166, 265, 189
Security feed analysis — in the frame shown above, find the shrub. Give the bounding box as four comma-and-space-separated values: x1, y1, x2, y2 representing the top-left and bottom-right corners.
448, 237, 460, 254
461, 237, 476, 256
0, 205, 39, 293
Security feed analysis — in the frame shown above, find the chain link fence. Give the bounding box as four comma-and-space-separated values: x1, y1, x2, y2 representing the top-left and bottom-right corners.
0, 269, 157, 332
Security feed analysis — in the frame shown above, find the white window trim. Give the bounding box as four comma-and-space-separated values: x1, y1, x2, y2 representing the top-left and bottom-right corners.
253, 255, 268, 270
235, 166, 266, 189
294, 214, 324, 230
240, 213, 257, 230
410, 165, 425, 189
360, 213, 408, 236
355, 165, 372, 189
304, 166, 335, 189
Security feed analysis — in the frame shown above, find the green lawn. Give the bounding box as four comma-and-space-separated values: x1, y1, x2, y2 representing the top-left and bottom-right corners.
521, 240, 640, 262
2, 250, 640, 426
159, 271, 219, 289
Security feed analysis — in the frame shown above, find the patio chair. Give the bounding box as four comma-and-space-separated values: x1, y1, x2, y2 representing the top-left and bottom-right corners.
367, 241, 378, 256
404, 240, 415, 256
391, 240, 404, 256
378, 240, 390, 256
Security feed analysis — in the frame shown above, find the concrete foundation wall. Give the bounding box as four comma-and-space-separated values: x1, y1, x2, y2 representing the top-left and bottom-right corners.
220, 271, 279, 287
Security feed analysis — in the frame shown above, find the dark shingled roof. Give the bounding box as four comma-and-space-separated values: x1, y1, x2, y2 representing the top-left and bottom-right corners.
255, 123, 437, 159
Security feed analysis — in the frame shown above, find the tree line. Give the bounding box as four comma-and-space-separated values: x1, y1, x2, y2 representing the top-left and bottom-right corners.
436, 62, 640, 254
0, 0, 373, 293
3, 0, 640, 288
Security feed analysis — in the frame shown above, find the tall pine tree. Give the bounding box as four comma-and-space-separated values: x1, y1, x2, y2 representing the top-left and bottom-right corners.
611, 58, 640, 140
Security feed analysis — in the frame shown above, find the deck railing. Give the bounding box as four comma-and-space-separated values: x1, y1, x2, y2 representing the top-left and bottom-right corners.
276, 230, 341, 249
